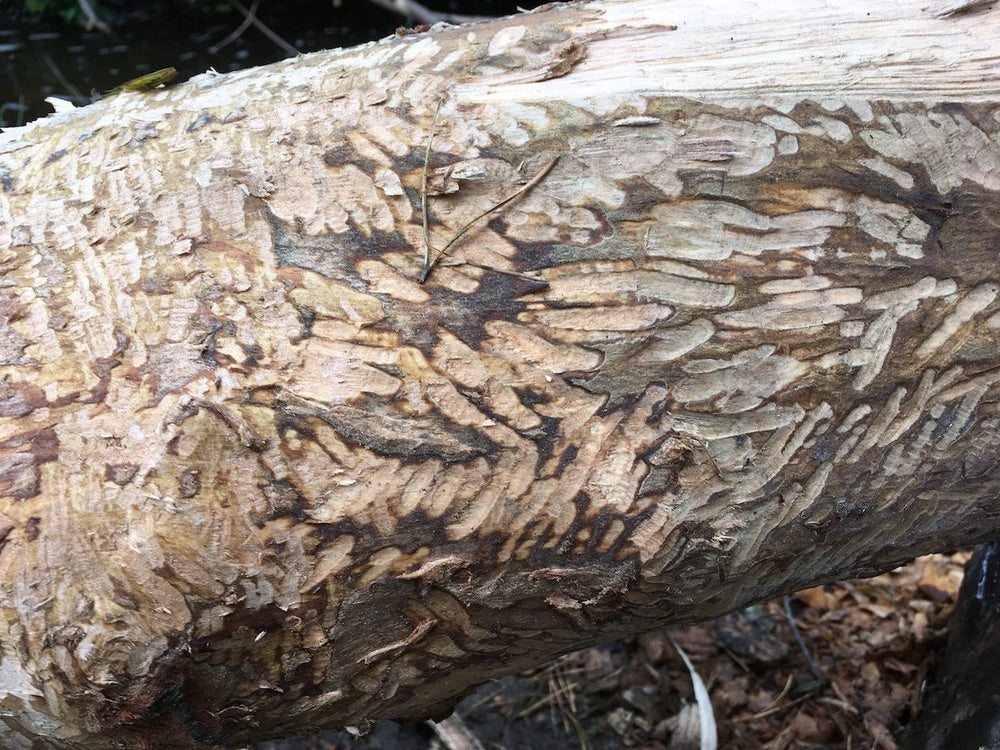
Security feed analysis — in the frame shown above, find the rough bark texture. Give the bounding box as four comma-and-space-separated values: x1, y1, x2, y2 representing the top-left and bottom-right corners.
902, 542, 1000, 750
1, 0, 999, 746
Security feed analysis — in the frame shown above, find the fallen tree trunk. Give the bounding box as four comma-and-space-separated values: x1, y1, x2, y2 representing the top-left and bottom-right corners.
1, 0, 999, 746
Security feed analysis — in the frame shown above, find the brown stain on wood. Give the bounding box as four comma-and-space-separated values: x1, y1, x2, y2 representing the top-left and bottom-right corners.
0, 1, 999, 746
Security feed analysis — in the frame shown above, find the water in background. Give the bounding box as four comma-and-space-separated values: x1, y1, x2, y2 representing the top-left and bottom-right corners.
0, 0, 534, 128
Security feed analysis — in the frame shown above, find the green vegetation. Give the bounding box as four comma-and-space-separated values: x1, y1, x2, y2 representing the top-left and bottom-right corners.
24, 0, 101, 26
103, 67, 178, 97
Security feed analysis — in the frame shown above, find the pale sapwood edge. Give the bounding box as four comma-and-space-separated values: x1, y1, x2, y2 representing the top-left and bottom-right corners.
0, 0, 999, 746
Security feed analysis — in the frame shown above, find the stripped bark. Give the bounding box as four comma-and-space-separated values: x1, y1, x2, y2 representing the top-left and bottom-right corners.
1, 0, 999, 746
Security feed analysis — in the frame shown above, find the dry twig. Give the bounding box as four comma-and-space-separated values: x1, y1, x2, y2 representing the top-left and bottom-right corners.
222, 0, 298, 57
77, 0, 115, 37
420, 100, 443, 279
420, 157, 559, 283
365, 0, 491, 25
209, 0, 262, 54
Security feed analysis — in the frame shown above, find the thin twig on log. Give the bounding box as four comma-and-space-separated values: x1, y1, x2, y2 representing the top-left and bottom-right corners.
420, 156, 559, 282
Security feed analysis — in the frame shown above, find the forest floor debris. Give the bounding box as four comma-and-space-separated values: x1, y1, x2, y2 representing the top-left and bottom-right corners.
256, 551, 968, 750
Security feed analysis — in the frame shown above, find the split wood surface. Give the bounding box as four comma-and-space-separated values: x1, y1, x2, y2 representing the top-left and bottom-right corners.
1, 0, 999, 746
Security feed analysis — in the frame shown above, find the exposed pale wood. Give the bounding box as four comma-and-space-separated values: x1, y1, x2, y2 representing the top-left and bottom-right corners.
1, 0, 999, 747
